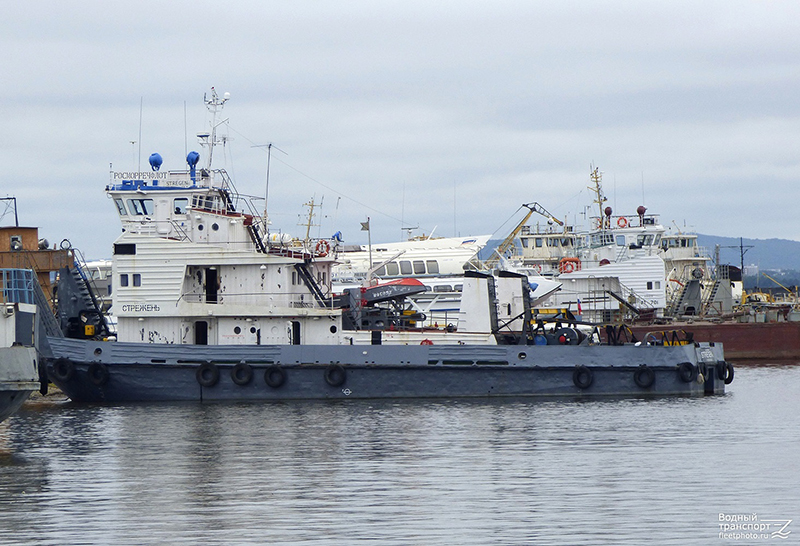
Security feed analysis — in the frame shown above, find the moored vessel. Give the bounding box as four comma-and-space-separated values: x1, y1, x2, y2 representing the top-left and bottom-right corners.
40, 90, 732, 402
0, 269, 41, 422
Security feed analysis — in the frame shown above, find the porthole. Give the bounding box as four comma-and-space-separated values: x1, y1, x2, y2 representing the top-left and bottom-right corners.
250, 327, 257, 334
212, 223, 219, 231
330, 325, 338, 333
198, 224, 205, 231
234, 326, 241, 334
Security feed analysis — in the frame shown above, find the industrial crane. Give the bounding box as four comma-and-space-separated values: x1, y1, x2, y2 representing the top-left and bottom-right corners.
483, 202, 564, 270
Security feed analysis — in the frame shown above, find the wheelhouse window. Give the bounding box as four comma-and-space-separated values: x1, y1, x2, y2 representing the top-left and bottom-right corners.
413, 261, 425, 275
127, 198, 154, 215
399, 261, 412, 275
637, 234, 654, 247
174, 198, 188, 214
114, 198, 127, 216
386, 262, 399, 276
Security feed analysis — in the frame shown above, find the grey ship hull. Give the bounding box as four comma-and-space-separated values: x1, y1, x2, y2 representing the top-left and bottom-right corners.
45, 337, 730, 403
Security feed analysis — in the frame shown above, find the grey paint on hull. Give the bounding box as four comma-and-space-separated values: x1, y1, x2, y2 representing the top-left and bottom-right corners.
45, 337, 728, 403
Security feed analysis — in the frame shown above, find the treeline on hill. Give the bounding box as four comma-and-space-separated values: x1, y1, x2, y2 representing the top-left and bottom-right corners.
743, 270, 800, 293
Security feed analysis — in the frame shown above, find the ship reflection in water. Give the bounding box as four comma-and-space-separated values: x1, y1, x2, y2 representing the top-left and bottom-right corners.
1, 363, 798, 545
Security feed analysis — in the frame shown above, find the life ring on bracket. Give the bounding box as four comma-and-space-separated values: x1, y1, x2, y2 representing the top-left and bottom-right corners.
559, 258, 580, 274
315, 240, 331, 257
617, 217, 629, 228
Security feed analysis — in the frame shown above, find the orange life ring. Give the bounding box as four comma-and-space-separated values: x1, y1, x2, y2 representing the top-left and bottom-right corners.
315, 240, 331, 257
617, 217, 628, 228
531, 263, 542, 274
420, 339, 433, 345
559, 258, 580, 274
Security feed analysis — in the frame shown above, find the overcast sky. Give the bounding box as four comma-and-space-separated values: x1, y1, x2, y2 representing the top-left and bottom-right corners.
2, 1, 798, 261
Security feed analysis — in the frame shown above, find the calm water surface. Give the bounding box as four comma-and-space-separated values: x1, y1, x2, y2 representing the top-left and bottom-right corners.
1, 363, 798, 545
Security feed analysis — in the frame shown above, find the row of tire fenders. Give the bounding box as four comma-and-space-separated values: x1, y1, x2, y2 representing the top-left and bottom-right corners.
572, 360, 734, 390
49, 358, 734, 391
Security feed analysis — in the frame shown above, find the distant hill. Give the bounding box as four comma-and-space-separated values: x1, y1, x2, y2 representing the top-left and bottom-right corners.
697, 235, 800, 271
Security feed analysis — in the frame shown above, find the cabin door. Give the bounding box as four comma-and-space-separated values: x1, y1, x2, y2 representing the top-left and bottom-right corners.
291, 320, 301, 345
205, 267, 218, 303
195, 321, 208, 345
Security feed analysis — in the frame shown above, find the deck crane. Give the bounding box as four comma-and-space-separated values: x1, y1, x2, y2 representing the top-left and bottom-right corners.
483, 202, 564, 270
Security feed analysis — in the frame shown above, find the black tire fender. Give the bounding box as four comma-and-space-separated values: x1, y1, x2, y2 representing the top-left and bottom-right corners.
264, 365, 287, 388
677, 361, 697, 383
324, 364, 346, 387
196, 362, 220, 388
633, 365, 655, 389
51, 358, 76, 382
572, 365, 593, 389
231, 362, 253, 386
724, 361, 734, 385
87, 362, 110, 386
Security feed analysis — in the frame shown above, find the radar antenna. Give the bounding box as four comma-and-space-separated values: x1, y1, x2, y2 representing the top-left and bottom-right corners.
198, 87, 230, 169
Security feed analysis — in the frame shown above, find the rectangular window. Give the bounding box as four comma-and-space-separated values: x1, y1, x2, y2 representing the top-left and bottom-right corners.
647, 281, 653, 290
386, 262, 399, 276
114, 243, 136, 255
173, 198, 188, 215
120, 274, 129, 287
426, 260, 439, 274
133, 274, 141, 287
114, 199, 127, 216
413, 261, 426, 274
374, 265, 386, 276
127, 198, 154, 215
399, 261, 412, 275
535, 238, 543, 248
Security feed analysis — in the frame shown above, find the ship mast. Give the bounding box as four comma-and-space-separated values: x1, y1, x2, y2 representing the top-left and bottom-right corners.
300, 196, 321, 245
199, 87, 230, 170
588, 165, 608, 228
